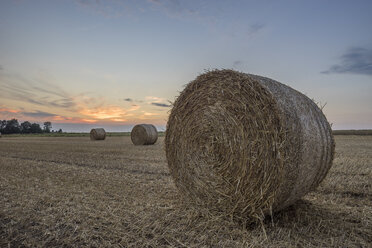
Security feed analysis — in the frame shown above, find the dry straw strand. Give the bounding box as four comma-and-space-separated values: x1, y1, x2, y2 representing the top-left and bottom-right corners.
165, 69, 335, 220
90, 128, 106, 140
131, 124, 158, 145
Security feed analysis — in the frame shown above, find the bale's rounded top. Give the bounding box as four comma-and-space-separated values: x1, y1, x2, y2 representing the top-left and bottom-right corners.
90, 128, 105, 133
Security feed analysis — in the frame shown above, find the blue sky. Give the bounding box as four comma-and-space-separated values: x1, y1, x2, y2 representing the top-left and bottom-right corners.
0, 0, 371, 131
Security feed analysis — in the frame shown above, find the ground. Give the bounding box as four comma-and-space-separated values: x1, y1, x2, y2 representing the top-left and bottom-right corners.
0, 135, 371, 247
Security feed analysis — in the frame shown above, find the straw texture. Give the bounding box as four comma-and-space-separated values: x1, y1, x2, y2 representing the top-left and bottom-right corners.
90, 128, 106, 140
131, 124, 158, 145
165, 69, 335, 220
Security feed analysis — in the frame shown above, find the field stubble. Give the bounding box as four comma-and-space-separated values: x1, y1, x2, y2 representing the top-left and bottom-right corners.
0, 136, 371, 247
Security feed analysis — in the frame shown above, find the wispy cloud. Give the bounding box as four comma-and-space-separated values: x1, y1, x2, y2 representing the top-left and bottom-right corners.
146, 96, 171, 108
0, 105, 128, 124
143, 112, 158, 116
0, 72, 76, 109
247, 23, 265, 37
148, 0, 160, 3
123, 97, 144, 104
76, 0, 202, 20
78, 105, 127, 120
151, 102, 171, 107
129, 104, 140, 111
0, 107, 58, 122
52, 115, 97, 124
76, 0, 130, 18
22, 111, 57, 118
125, 96, 171, 109
0, 72, 145, 124
322, 47, 372, 76
75, 1, 264, 42
0, 107, 20, 114
138, 111, 159, 120
147, 0, 200, 18
146, 96, 167, 103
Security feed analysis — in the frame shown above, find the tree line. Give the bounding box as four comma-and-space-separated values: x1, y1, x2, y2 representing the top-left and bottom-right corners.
0, 119, 62, 134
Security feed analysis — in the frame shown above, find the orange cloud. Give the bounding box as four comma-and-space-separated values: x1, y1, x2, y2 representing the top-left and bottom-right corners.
143, 112, 159, 116
79, 106, 127, 120
1, 90, 170, 125
136, 111, 161, 120
145, 96, 167, 103
112, 118, 127, 122
0, 71, 169, 125
75, 96, 141, 122
52, 115, 97, 124
0, 107, 20, 113
51, 115, 65, 121
128, 105, 140, 111
80, 118, 98, 123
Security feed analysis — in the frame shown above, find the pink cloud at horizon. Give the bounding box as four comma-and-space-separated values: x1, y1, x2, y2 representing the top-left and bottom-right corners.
0, 105, 167, 126
0, 107, 20, 114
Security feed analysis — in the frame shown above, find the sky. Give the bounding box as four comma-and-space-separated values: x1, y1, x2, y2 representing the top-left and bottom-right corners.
0, 0, 371, 132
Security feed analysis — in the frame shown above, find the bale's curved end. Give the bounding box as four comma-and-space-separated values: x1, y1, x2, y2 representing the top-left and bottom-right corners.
90, 128, 106, 140
165, 69, 334, 219
131, 124, 158, 145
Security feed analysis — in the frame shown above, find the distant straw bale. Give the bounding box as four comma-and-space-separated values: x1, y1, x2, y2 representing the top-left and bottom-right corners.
165, 69, 335, 220
90, 128, 106, 140
131, 124, 158, 145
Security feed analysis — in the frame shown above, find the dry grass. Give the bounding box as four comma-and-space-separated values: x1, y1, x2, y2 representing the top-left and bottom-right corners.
0, 136, 371, 247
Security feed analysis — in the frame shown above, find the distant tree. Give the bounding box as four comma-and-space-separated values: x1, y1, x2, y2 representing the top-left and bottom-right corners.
0, 120, 6, 133
0, 119, 51, 134
58, 128, 63, 133
30, 123, 42, 133
3, 119, 20, 134
21, 121, 32, 133
43, 121, 52, 133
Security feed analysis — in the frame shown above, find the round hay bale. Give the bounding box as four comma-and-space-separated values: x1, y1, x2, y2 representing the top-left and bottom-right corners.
165, 69, 335, 219
131, 124, 158, 145
90, 128, 106, 140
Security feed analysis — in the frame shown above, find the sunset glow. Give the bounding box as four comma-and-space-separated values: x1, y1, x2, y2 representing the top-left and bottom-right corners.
79, 106, 127, 120
0, 0, 371, 131
0, 108, 19, 114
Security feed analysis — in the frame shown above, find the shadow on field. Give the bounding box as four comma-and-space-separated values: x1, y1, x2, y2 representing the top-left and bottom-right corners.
266, 199, 371, 245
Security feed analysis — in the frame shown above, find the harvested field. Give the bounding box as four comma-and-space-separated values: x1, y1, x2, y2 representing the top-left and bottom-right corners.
0, 136, 371, 247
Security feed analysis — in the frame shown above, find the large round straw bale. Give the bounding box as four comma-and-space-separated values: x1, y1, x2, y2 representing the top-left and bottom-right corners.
131, 124, 158, 145
90, 128, 106, 140
165, 69, 335, 219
